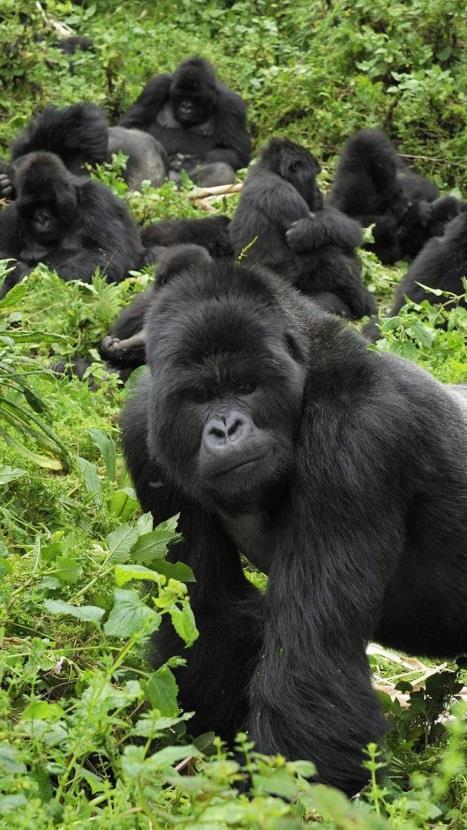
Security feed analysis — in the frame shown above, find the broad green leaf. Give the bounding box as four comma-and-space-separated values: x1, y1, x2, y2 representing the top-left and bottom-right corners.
22, 700, 64, 721
53, 556, 83, 585
109, 487, 139, 520
77, 456, 102, 505
145, 667, 179, 716
114, 563, 162, 586
169, 604, 198, 647
44, 599, 105, 626
104, 588, 161, 638
107, 523, 140, 563
0, 466, 26, 485
88, 428, 116, 481
0, 427, 63, 470
151, 559, 195, 582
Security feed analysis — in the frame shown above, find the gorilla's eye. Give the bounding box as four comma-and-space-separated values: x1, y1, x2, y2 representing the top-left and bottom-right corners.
191, 388, 212, 403
235, 382, 256, 395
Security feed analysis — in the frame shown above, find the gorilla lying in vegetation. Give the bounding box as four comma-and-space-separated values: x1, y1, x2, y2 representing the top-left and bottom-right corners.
230, 138, 375, 318
100, 245, 212, 369
0, 152, 141, 296
120, 57, 251, 187
123, 259, 467, 795
0, 103, 168, 198
329, 129, 463, 264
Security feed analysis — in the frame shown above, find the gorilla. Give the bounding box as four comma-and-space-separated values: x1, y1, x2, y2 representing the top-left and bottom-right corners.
100, 244, 213, 370
54, 35, 94, 55
141, 214, 233, 265
107, 126, 168, 190
0, 152, 141, 296
391, 209, 467, 314
0, 104, 168, 198
122, 258, 467, 795
229, 138, 375, 319
120, 57, 251, 187
329, 129, 463, 264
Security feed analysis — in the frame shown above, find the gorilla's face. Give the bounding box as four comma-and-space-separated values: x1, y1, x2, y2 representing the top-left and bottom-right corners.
15, 152, 78, 251
262, 139, 323, 210
146, 264, 306, 515
169, 66, 217, 127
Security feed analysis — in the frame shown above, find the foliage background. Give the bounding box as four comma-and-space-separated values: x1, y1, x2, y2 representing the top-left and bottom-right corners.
0, 1, 466, 828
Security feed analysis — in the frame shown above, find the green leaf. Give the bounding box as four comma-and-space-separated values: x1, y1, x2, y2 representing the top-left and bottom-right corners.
169, 604, 198, 647
22, 700, 64, 721
109, 487, 139, 520
0, 427, 63, 470
53, 556, 83, 585
107, 523, 140, 563
151, 559, 195, 582
0, 465, 26, 485
104, 588, 161, 638
145, 667, 179, 716
88, 428, 116, 481
77, 456, 102, 505
44, 599, 105, 626
114, 563, 162, 586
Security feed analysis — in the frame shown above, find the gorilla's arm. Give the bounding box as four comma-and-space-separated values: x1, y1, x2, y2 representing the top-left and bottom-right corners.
286, 208, 363, 252
119, 75, 172, 130
204, 88, 251, 170
49, 182, 140, 283
248, 389, 404, 793
0, 206, 31, 297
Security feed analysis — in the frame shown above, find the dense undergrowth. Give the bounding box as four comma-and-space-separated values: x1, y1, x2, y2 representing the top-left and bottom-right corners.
0, 2, 466, 828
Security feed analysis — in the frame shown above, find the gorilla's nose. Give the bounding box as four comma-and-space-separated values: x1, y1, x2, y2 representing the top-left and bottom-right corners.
203, 411, 252, 452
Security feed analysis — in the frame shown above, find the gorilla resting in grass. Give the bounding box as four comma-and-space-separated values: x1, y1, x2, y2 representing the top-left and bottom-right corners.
329, 129, 463, 264
120, 57, 251, 187
122, 258, 467, 795
230, 138, 375, 319
0, 152, 141, 296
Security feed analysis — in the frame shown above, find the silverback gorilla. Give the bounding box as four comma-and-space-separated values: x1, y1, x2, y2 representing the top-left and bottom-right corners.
120, 57, 251, 186
122, 259, 467, 795
230, 138, 375, 318
0, 152, 141, 296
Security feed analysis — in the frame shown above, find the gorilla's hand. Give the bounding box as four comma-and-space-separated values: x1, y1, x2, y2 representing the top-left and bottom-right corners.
285, 213, 316, 252
0, 173, 14, 199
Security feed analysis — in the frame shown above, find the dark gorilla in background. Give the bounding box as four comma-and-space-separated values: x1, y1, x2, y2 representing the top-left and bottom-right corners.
122, 259, 467, 795
99, 244, 213, 370
54, 35, 94, 55
230, 137, 375, 318
329, 129, 463, 264
120, 57, 251, 187
0, 103, 168, 198
141, 214, 233, 265
391, 209, 467, 313
0, 152, 141, 296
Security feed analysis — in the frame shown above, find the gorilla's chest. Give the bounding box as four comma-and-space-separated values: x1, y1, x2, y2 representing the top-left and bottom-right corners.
150, 107, 217, 158
221, 512, 272, 574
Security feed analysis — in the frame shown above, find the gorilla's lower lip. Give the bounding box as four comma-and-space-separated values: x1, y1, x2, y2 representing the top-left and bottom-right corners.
213, 454, 267, 477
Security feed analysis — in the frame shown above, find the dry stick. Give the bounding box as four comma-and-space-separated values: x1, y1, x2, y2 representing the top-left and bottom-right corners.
187, 182, 243, 200
35, 2, 74, 37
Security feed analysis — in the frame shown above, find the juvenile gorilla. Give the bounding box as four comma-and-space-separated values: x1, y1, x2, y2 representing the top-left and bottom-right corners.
0, 152, 141, 296
229, 138, 375, 318
123, 260, 467, 795
120, 57, 251, 186
329, 129, 462, 264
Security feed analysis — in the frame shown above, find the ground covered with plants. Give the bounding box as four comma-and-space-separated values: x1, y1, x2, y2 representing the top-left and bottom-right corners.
0, 1, 466, 828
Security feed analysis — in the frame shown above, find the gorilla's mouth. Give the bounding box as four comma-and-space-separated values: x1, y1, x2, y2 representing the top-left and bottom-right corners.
212, 453, 268, 478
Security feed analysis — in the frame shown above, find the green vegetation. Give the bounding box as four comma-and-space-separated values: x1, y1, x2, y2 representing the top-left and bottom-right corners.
0, 2, 466, 827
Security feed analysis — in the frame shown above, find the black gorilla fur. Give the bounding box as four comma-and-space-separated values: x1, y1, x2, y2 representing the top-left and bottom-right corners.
391, 209, 467, 313
100, 244, 213, 370
0, 152, 141, 296
329, 129, 463, 264
0, 104, 169, 198
122, 259, 467, 795
141, 214, 233, 264
120, 57, 251, 187
229, 137, 375, 318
